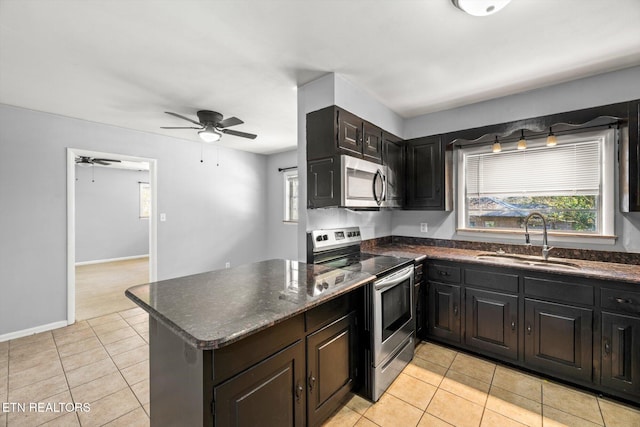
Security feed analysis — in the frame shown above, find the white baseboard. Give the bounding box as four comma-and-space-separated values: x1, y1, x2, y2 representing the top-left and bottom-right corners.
0, 320, 69, 343
75, 254, 149, 266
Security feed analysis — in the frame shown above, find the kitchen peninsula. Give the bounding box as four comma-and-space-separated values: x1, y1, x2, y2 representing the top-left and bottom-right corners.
126, 259, 374, 427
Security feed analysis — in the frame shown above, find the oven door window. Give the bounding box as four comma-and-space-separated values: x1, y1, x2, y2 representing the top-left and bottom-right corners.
380, 277, 411, 342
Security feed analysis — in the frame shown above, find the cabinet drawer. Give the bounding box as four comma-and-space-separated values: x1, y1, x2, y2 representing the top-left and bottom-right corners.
601, 288, 640, 316
465, 268, 518, 293
428, 264, 461, 284
305, 293, 351, 333
524, 277, 593, 306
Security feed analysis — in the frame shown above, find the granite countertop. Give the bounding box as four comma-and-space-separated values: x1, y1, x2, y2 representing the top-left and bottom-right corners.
126, 259, 374, 350
366, 244, 640, 285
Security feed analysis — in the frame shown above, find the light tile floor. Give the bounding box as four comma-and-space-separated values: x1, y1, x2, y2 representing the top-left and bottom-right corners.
0, 308, 150, 427
323, 341, 640, 427
2, 314, 640, 427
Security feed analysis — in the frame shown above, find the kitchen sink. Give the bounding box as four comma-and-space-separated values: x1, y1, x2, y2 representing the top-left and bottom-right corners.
475, 253, 581, 271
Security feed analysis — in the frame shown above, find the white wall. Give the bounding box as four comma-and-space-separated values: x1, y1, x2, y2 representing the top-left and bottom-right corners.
76, 167, 149, 263
394, 66, 640, 253
297, 73, 401, 260
266, 150, 298, 260
0, 104, 268, 336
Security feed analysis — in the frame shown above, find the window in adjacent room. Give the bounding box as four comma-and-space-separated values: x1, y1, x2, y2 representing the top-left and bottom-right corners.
283, 170, 298, 223
457, 128, 615, 241
139, 182, 151, 219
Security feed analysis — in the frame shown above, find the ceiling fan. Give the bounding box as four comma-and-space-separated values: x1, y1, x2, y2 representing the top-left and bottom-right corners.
161, 110, 258, 142
75, 156, 122, 167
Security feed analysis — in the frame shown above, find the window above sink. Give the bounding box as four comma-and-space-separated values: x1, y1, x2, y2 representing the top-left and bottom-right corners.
456, 128, 616, 245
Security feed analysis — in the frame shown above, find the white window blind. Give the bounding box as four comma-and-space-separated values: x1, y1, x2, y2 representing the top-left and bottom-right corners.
465, 140, 601, 198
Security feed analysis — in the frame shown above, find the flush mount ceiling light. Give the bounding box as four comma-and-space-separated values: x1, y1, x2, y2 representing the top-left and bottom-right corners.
517, 130, 527, 150
198, 125, 222, 143
492, 136, 502, 153
546, 127, 558, 147
452, 0, 512, 16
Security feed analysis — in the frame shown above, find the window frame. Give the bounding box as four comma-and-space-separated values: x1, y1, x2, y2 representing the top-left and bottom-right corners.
456, 128, 616, 244
283, 169, 298, 224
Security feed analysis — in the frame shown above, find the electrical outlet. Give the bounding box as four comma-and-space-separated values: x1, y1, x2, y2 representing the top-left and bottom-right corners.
420, 223, 428, 232
160, 213, 166, 222
225, 262, 231, 268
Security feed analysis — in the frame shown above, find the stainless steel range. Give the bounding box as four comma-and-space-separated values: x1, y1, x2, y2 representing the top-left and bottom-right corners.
307, 227, 415, 401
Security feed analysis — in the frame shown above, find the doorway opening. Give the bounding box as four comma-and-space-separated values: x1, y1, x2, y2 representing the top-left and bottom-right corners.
67, 148, 157, 323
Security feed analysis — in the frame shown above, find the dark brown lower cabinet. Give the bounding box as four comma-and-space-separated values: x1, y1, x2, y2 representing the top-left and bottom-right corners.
465, 288, 518, 360
601, 312, 640, 397
214, 340, 305, 427
524, 298, 593, 383
428, 282, 461, 343
306, 313, 356, 427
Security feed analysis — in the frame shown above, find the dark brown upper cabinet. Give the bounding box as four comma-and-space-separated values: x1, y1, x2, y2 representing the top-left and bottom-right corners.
307, 106, 383, 164
382, 132, 404, 208
405, 135, 452, 210
628, 99, 640, 211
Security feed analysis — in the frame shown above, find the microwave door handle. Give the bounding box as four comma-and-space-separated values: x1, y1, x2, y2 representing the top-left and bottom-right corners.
373, 169, 384, 206
372, 170, 381, 205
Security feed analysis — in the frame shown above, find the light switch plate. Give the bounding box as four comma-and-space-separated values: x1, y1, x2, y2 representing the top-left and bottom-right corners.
160, 213, 166, 222
420, 223, 428, 232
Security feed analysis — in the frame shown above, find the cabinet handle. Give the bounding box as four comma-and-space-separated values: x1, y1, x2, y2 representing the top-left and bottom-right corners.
295, 381, 303, 403
615, 297, 633, 304
603, 339, 611, 356
453, 304, 458, 316
526, 323, 532, 335
511, 321, 516, 331
308, 373, 316, 392
438, 271, 450, 277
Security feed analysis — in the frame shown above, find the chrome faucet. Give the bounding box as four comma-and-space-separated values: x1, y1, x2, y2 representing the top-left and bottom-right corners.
524, 212, 553, 261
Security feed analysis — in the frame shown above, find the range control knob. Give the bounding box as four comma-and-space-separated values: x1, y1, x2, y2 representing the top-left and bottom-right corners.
322, 234, 328, 241
315, 235, 323, 242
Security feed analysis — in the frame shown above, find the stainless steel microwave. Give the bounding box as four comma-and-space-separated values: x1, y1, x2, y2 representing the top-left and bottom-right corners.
340, 155, 388, 208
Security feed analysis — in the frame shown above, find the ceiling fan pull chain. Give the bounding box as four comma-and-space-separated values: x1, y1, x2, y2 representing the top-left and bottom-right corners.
217, 147, 220, 167
200, 143, 204, 163
92, 166, 95, 183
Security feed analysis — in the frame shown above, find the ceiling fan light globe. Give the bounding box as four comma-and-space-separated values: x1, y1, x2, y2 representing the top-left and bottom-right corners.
199, 127, 222, 143
77, 162, 92, 168
452, 0, 512, 16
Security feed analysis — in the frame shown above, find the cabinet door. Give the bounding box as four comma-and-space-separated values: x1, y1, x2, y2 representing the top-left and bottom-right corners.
405, 135, 443, 209
629, 99, 640, 211
465, 288, 518, 360
214, 340, 305, 427
415, 281, 424, 340
383, 134, 405, 207
307, 157, 339, 208
524, 299, 592, 382
428, 282, 461, 343
362, 122, 383, 163
337, 109, 362, 157
601, 312, 640, 398
306, 313, 356, 427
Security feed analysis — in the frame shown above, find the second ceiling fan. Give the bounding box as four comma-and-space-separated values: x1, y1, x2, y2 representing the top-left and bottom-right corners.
161, 110, 257, 142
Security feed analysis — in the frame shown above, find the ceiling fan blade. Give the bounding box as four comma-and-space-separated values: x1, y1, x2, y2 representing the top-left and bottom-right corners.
93, 158, 121, 163
160, 126, 203, 129
221, 129, 257, 139
164, 111, 203, 126
92, 160, 111, 165
217, 116, 243, 128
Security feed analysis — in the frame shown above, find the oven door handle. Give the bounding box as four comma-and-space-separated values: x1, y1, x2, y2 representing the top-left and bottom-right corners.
374, 267, 413, 291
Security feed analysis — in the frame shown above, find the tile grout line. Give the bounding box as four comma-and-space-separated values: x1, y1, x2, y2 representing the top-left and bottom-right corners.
477, 364, 498, 426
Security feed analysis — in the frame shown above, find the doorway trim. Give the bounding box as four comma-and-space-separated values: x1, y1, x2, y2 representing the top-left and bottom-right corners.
66, 148, 158, 325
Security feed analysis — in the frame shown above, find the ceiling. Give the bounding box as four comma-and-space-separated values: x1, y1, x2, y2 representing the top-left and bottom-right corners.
1, 0, 639, 155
